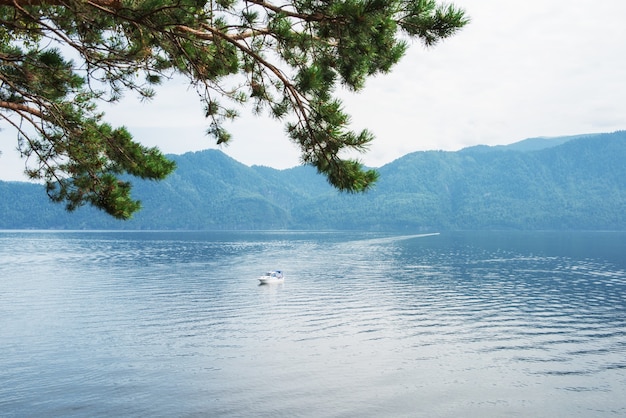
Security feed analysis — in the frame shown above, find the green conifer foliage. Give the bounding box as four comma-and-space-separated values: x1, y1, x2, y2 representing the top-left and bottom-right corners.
0, 0, 467, 219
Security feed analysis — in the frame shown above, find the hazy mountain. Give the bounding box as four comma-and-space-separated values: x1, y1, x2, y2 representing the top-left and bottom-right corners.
2, 131, 626, 230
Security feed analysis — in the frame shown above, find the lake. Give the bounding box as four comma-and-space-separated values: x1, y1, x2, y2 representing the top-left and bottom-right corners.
1, 230, 625, 417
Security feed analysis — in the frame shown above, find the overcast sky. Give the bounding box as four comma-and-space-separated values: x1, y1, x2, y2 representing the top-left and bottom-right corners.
1, 0, 625, 180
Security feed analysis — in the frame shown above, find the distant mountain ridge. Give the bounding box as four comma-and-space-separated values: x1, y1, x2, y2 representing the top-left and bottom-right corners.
2, 131, 626, 230
466, 133, 596, 153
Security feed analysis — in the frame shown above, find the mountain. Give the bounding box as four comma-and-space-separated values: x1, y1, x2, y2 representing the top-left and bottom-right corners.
465, 133, 594, 153
2, 131, 626, 230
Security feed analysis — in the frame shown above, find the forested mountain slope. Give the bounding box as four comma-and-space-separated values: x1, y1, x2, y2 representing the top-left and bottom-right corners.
2, 131, 625, 230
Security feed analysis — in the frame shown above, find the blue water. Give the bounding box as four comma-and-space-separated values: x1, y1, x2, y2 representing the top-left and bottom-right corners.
1, 231, 625, 417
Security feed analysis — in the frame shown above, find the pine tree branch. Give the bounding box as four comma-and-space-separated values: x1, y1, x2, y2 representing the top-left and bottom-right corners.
199, 22, 338, 171
175, 24, 271, 42
0, 100, 44, 119
244, 0, 325, 22
0, 106, 64, 185
0, 0, 121, 7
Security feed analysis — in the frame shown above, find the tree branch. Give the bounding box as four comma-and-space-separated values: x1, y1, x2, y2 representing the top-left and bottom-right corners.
0, 100, 44, 119
244, 0, 325, 22
175, 24, 271, 42
0, 0, 121, 7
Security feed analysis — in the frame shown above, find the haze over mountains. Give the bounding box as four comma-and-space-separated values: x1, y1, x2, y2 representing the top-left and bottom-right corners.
2, 131, 626, 231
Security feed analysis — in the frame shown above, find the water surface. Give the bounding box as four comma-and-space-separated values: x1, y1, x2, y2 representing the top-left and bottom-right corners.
1, 231, 625, 417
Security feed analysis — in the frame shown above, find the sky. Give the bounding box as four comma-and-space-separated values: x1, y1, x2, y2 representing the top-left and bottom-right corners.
1, 0, 626, 181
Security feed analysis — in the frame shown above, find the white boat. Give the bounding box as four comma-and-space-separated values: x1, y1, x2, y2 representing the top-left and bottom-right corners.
258, 270, 285, 284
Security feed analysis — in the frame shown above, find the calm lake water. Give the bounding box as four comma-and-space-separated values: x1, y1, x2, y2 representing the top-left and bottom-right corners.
1, 230, 625, 417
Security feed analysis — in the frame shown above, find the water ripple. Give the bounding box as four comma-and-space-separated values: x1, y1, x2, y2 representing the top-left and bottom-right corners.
1, 231, 626, 417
